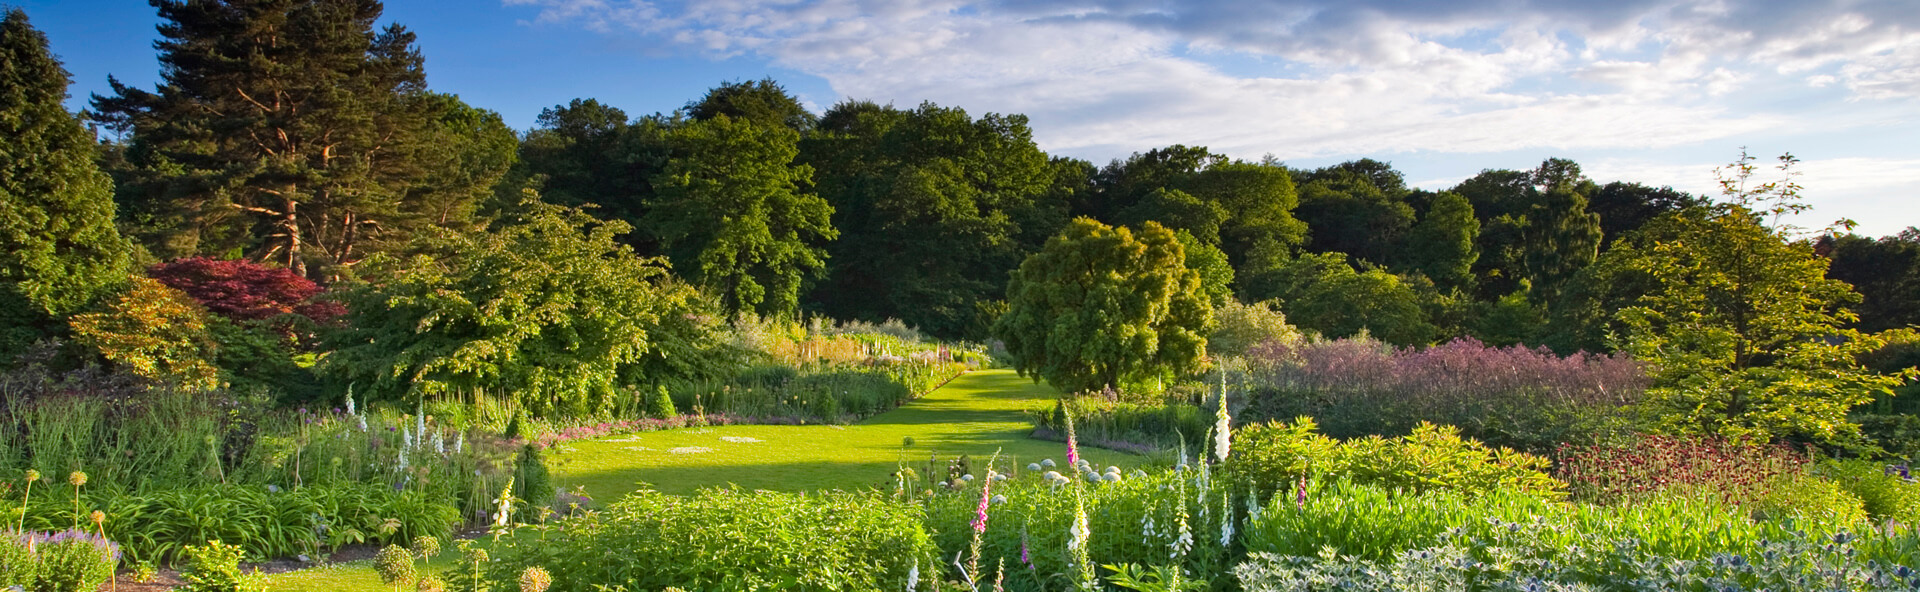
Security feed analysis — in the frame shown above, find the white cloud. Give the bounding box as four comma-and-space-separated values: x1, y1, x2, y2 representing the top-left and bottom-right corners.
501, 0, 1919, 168
1583, 156, 1920, 237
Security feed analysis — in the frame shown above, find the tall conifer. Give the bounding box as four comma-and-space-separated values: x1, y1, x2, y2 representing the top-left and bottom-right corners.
0, 9, 134, 357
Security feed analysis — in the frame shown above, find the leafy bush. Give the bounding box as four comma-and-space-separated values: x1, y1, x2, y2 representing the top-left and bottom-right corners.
1243, 336, 1647, 452
1209, 299, 1300, 358
67, 276, 221, 390
489, 488, 937, 592
14, 482, 457, 564
512, 444, 553, 516
0, 532, 37, 589
1224, 419, 1564, 503
27, 530, 117, 592
1751, 473, 1868, 525
148, 257, 342, 325
178, 540, 267, 592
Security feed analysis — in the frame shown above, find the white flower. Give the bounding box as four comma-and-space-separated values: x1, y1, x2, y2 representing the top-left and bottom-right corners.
1028, 463, 1042, 472
1043, 471, 1063, 481
906, 560, 919, 591
1105, 466, 1120, 475
1041, 459, 1056, 468
961, 474, 975, 482
991, 494, 1007, 504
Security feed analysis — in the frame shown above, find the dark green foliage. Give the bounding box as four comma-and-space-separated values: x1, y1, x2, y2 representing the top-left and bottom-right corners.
803, 101, 1068, 339
92, 0, 484, 277
650, 114, 835, 318
512, 444, 553, 515
1293, 159, 1416, 265
995, 218, 1213, 393
488, 488, 937, 592
685, 78, 817, 132
1450, 159, 1604, 303
0, 9, 135, 359
1827, 230, 1920, 333
1588, 181, 1704, 241
510, 98, 658, 229
321, 201, 703, 416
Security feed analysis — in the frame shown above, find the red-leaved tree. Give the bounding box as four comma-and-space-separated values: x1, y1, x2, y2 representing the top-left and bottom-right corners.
148, 257, 344, 324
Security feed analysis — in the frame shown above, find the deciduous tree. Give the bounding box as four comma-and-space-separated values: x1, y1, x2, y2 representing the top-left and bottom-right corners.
995, 219, 1213, 393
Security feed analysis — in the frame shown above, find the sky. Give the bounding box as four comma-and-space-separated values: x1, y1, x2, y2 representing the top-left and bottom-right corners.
15, 0, 1919, 236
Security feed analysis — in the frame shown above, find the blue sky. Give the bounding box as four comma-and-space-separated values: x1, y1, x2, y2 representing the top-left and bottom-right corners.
17, 0, 1920, 236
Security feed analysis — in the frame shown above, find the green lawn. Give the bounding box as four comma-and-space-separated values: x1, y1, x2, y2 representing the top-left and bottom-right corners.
263, 369, 1134, 591
549, 369, 1135, 500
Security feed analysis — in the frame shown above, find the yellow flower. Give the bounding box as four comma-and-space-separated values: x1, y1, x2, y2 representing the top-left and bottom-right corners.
68, 471, 87, 487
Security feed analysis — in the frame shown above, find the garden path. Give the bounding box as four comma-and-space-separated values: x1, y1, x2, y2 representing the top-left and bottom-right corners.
547, 369, 1135, 500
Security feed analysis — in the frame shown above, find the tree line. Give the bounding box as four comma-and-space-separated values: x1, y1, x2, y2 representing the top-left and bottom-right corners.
4, 1, 1918, 432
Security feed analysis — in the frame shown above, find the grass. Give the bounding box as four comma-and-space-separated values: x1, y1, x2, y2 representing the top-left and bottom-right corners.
260, 370, 1136, 591
550, 369, 1137, 499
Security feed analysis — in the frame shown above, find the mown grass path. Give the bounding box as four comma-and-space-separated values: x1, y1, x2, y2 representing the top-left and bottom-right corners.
267, 370, 1129, 591
549, 369, 1135, 500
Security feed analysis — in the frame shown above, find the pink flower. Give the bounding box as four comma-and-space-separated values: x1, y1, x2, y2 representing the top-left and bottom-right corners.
972, 472, 993, 534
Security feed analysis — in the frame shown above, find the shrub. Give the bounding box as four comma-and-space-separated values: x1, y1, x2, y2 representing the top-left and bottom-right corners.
178, 540, 267, 592
1209, 299, 1300, 358
1236, 529, 1920, 592
1223, 419, 1564, 503
1751, 473, 1868, 526
0, 532, 36, 590
67, 276, 221, 390
30, 530, 117, 592
648, 385, 677, 419
489, 488, 937, 592
512, 444, 553, 516
148, 257, 342, 324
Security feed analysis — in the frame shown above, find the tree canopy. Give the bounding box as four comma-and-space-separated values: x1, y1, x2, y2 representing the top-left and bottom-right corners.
995, 218, 1213, 393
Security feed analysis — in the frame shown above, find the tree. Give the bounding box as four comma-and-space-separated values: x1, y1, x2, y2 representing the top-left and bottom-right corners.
1, 9, 138, 359
1399, 191, 1480, 290
1599, 154, 1910, 443
1451, 159, 1603, 302
1588, 181, 1702, 241
650, 115, 835, 318
1175, 229, 1235, 307
93, 0, 455, 277
321, 199, 703, 416
802, 101, 1066, 338
1293, 159, 1416, 265
994, 218, 1213, 393
686, 78, 816, 132
1825, 230, 1920, 332
1260, 252, 1436, 346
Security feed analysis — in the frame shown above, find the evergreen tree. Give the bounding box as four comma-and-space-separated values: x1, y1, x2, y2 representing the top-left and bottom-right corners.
92, 0, 464, 277
0, 8, 135, 358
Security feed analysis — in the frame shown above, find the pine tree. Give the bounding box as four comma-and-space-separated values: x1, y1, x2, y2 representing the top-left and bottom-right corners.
0, 8, 135, 358
93, 0, 474, 277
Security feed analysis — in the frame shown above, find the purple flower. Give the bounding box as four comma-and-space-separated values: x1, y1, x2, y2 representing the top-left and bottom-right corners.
1295, 476, 1307, 510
